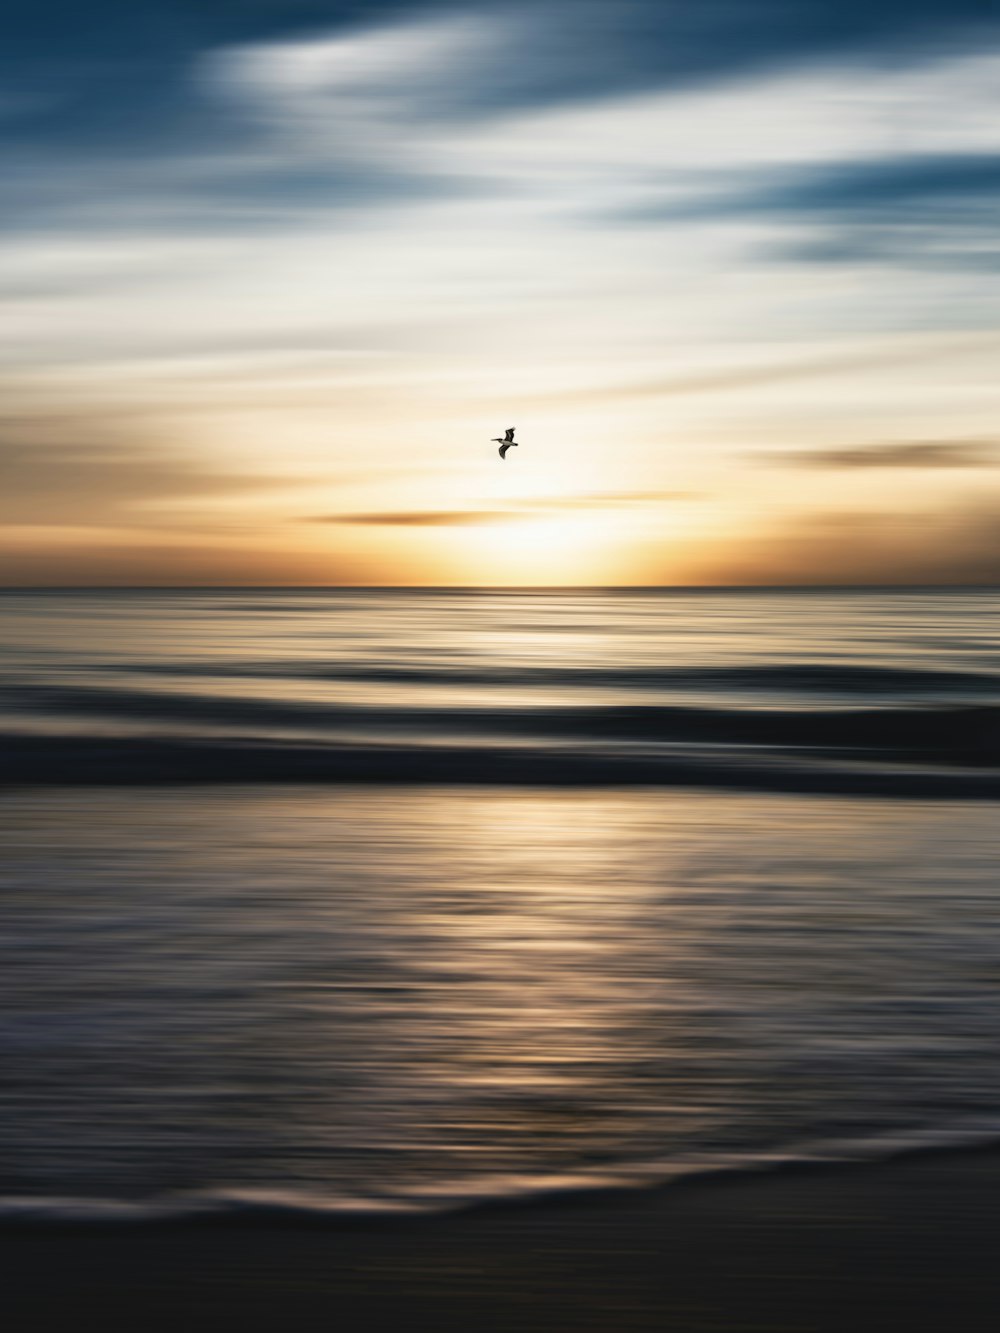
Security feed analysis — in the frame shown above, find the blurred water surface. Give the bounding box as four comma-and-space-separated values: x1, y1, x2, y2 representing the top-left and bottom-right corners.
2, 587, 1000, 777
2, 588, 1000, 1219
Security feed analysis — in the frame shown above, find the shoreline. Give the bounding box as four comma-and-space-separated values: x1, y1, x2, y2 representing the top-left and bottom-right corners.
7, 1147, 1000, 1331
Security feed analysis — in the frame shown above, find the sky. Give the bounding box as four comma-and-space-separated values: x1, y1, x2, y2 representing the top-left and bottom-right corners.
3, 0, 1000, 586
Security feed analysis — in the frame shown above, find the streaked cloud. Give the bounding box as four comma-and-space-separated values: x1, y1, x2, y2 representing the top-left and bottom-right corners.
0, 537, 377, 587
324, 509, 517, 527
531, 490, 698, 508
681, 505, 1000, 586
757, 441, 1000, 469
312, 491, 699, 525
520, 333, 1000, 405
729, 152, 1000, 269
8, 1, 1000, 152
0, 413, 292, 526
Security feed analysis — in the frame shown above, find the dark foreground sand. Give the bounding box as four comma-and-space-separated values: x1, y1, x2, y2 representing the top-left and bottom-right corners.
6, 1150, 1000, 1332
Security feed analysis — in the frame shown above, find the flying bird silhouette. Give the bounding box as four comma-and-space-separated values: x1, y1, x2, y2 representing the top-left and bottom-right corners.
491, 427, 518, 459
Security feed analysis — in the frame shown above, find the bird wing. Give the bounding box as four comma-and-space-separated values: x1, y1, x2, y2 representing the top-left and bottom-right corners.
499, 443, 510, 459
505, 428, 515, 442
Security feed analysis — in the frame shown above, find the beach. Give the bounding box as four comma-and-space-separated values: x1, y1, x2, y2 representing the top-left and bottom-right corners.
8, 1147, 1000, 1331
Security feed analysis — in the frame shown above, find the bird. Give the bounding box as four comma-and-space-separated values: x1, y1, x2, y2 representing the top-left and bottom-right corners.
491, 427, 517, 459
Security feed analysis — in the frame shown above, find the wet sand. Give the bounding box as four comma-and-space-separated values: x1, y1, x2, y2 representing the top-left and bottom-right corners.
6, 1148, 1000, 1332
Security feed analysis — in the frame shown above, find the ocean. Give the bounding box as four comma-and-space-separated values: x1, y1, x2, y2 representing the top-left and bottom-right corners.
2, 586, 1000, 1223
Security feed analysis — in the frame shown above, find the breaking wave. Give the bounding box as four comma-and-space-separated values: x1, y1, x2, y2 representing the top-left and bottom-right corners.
5, 1119, 1000, 1229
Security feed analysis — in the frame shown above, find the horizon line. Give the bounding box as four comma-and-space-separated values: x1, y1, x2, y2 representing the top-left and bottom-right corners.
2, 583, 999, 594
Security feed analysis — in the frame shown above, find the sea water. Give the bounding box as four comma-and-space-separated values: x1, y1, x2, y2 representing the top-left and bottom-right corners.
2, 587, 1000, 1220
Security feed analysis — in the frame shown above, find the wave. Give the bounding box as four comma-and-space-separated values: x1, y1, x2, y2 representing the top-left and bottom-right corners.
112, 660, 1000, 693
6, 684, 1000, 762
5, 1117, 1000, 1230
4, 731, 1000, 796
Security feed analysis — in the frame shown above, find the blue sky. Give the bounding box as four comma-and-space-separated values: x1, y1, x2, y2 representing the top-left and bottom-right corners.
4, 0, 1000, 583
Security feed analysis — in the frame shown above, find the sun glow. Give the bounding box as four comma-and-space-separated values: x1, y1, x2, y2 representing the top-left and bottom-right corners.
445, 512, 626, 585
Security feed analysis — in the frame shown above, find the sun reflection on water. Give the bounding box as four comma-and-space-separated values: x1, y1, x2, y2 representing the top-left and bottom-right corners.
6, 779, 1000, 1209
